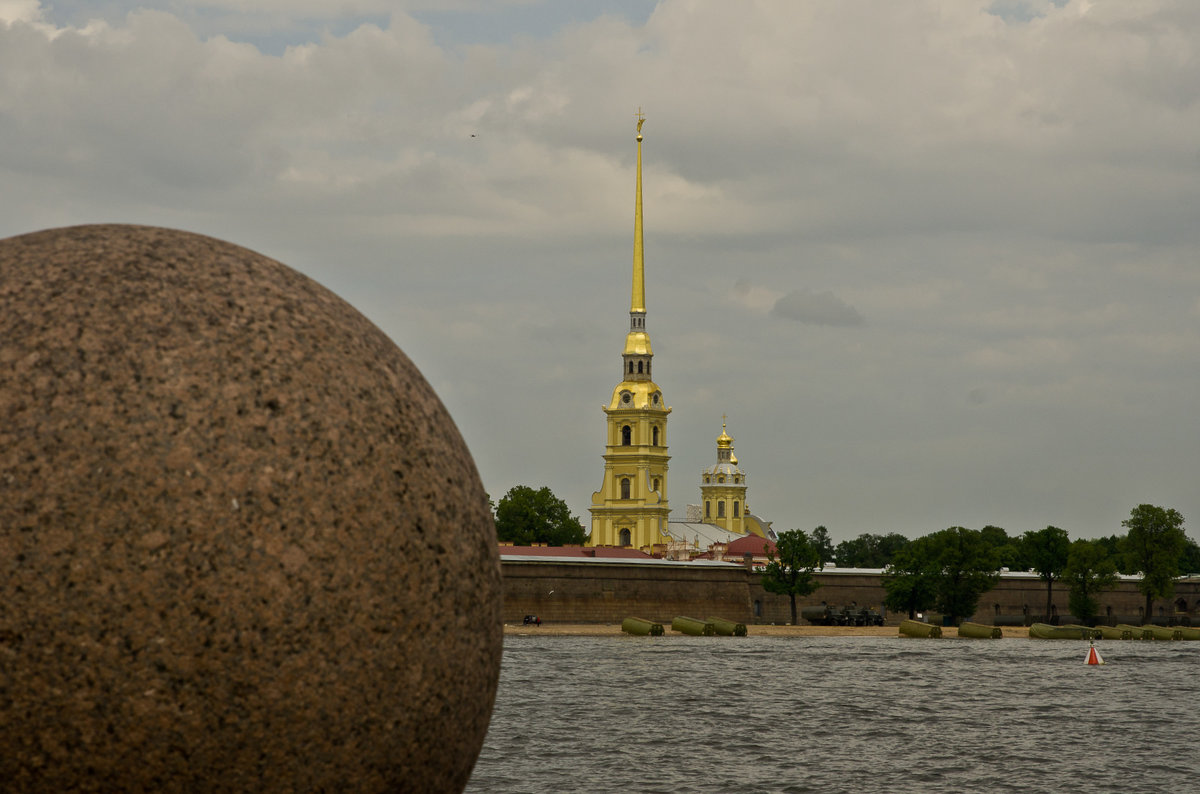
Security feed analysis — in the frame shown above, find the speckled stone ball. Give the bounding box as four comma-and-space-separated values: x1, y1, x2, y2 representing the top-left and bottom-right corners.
0, 225, 502, 792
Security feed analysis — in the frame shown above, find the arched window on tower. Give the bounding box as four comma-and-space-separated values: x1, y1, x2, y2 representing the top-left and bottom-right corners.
637, 361, 643, 374
652, 478, 660, 492
717, 501, 726, 518
652, 426, 659, 446
620, 478, 631, 499
733, 501, 739, 518
628, 361, 634, 374
619, 528, 631, 546
621, 426, 631, 446
705, 501, 711, 517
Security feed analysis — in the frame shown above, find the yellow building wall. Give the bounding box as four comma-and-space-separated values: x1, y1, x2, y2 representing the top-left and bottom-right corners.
699, 484, 747, 534
589, 404, 671, 550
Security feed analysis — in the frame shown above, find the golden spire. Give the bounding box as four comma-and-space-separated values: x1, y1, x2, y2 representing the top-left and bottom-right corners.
621, 108, 653, 360
631, 108, 645, 314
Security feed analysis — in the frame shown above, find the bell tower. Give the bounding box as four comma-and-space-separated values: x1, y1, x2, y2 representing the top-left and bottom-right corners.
588, 111, 672, 550
699, 418, 748, 534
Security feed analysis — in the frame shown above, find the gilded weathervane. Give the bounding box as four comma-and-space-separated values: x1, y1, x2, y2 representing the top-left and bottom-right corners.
636, 107, 645, 138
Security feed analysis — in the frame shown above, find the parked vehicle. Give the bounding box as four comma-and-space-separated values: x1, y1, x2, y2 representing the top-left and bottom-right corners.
801, 604, 885, 626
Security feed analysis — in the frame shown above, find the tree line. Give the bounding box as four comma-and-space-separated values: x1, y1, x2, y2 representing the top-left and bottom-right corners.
763, 504, 1195, 626
489, 486, 1196, 627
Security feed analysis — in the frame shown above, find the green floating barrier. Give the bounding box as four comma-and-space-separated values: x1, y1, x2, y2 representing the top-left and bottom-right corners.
1176, 626, 1200, 641
671, 616, 716, 636
621, 617, 664, 636
1029, 623, 1097, 639
1061, 624, 1104, 640
706, 617, 748, 637
958, 621, 1003, 639
899, 619, 942, 638
1141, 625, 1183, 641
1115, 624, 1154, 640
1096, 625, 1134, 640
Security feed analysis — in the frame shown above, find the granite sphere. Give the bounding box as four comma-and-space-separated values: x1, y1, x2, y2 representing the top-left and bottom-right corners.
0, 225, 502, 792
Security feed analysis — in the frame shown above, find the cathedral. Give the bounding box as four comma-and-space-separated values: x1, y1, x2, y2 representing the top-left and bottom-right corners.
587, 114, 775, 555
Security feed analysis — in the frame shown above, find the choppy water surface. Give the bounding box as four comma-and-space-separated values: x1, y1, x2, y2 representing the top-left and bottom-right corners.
467, 635, 1197, 793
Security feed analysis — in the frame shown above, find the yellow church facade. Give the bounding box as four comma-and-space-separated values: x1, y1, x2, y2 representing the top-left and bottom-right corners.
686, 422, 773, 544
589, 113, 773, 554
588, 112, 673, 550
699, 421, 748, 534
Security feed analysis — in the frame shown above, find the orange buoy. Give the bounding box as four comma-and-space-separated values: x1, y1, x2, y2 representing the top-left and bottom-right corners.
1086, 641, 1105, 665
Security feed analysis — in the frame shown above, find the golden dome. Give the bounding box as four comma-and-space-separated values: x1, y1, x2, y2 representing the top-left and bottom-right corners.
716, 418, 733, 448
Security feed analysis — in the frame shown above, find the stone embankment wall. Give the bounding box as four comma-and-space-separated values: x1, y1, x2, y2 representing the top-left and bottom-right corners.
501, 558, 1200, 626
502, 560, 750, 625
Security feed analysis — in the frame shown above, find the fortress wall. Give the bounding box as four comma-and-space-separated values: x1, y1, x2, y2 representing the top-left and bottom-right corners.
748, 571, 889, 624
978, 575, 1199, 624
502, 559, 1200, 625
501, 560, 752, 625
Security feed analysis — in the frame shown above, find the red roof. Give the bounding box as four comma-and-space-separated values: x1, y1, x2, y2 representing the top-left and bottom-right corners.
725, 534, 776, 556
498, 544, 653, 559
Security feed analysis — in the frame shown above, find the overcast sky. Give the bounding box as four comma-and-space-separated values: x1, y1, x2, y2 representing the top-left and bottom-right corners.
3, 0, 1198, 544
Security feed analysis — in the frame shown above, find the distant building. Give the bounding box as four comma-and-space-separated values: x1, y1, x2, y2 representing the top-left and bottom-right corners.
666, 422, 776, 555
587, 114, 776, 558
587, 114, 673, 551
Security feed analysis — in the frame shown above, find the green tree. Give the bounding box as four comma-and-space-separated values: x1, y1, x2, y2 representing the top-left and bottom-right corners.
835, 532, 911, 568
494, 485, 588, 546
834, 535, 868, 567
1022, 526, 1071, 622
1064, 539, 1119, 626
811, 525, 835, 570
981, 525, 1029, 571
1122, 504, 1187, 619
761, 529, 822, 625
1179, 537, 1200, 576
925, 527, 1001, 625
1096, 534, 1131, 573
873, 532, 912, 567
882, 536, 939, 619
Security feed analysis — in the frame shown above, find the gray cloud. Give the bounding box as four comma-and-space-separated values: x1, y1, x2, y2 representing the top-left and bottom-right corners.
2, 1, 1198, 543
771, 289, 865, 327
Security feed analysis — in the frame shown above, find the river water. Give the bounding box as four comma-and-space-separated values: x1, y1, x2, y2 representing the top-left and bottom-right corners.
466, 635, 1197, 793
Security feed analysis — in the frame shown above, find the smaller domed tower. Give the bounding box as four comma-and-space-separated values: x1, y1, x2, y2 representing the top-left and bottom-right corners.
699, 418, 748, 534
